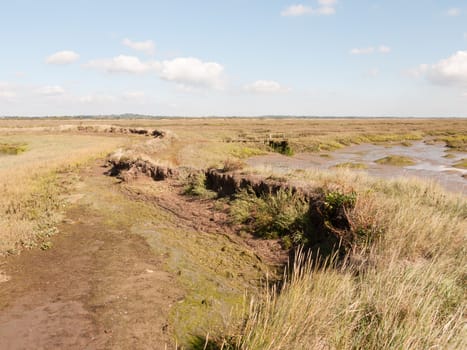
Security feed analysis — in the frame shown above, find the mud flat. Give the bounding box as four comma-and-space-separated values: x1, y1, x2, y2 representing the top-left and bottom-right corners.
247, 140, 467, 195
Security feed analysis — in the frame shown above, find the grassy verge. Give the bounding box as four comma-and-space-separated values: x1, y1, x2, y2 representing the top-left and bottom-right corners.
204, 168, 466, 349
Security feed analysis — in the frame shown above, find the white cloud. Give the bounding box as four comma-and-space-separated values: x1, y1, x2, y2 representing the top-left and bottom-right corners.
379, 45, 391, 53
315, 6, 335, 15
281, 1, 337, 17
157, 57, 225, 89
350, 45, 391, 55
46, 50, 80, 65
0, 82, 17, 101
417, 51, 467, 85
123, 91, 145, 99
244, 80, 290, 93
365, 68, 380, 78
462, 92, 467, 97
0, 90, 16, 100
79, 94, 117, 104
84, 55, 225, 89
464, 33, 467, 39
84, 55, 158, 74
36, 85, 65, 96
122, 38, 156, 56
281, 4, 313, 16
350, 47, 375, 55
446, 8, 461, 16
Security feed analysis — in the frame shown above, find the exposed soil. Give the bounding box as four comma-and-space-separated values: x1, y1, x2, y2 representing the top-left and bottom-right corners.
0, 160, 282, 349
0, 164, 183, 350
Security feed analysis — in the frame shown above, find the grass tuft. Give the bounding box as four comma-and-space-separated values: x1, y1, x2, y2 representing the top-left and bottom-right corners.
375, 155, 416, 166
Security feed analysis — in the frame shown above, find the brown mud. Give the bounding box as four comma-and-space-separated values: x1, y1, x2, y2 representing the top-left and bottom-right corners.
0, 164, 182, 350
0, 160, 278, 349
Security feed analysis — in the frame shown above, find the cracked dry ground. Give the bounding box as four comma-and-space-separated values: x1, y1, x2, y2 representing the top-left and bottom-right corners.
0, 161, 280, 349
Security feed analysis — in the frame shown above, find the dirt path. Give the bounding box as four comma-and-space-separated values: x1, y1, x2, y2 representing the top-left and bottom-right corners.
0, 161, 279, 349
0, 163, 183, 349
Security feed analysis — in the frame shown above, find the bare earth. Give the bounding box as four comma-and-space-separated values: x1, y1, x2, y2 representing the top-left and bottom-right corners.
0, 163, 183, 350
0, 160, 280, 349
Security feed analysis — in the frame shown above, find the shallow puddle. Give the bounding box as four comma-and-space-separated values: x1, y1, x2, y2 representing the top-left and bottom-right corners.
247, 141, 466, 195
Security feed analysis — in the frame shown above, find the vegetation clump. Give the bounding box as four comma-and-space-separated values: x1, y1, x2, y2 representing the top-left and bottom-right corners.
333, 162, 368, 169
453, 158, 467, 169
375, 155, 415, 166
0, 142, 27, 155
183, 172, 217, 199
268, 140, 294, 156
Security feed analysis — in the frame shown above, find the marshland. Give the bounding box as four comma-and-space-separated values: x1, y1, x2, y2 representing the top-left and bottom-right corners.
0, 117, 465, 349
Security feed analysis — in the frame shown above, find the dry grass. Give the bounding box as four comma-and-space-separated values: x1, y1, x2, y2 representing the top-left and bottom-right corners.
0, 134, 127, 255
215, 169, 466, 350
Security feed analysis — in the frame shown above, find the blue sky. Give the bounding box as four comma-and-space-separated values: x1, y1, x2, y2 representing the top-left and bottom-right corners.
0, 0, 466, 117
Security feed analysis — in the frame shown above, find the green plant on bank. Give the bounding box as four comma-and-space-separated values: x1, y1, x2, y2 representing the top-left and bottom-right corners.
323, 191, 357, 216
268, 140, 294, 156
230, 189, 308, 245
0, 142, 27, 155
183, 172, 217, 199
375, 155, 416, 166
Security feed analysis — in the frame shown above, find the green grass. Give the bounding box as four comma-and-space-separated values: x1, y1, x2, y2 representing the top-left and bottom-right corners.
375, 155, 416, 166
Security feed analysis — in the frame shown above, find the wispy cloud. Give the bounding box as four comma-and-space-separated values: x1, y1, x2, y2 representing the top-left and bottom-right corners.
281, 1, 337, 17
122, 38, 156, 56
36, 85, 65, 96
46, 50, 80, 65
446, 8, 461, 16
244, 80, 290, 93
350, 45, 391, 55
84, 55, 158, 74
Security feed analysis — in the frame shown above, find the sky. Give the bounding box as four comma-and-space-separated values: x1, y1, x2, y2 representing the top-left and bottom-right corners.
0, 0, 466, 117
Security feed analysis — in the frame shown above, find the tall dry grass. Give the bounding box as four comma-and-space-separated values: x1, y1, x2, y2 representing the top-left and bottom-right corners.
217, 170, 466, 350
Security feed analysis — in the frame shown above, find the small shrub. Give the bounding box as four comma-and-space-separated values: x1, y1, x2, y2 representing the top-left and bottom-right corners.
231, 189, 308, 242
183, 172, 217, 198
268, 140, 294, 156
